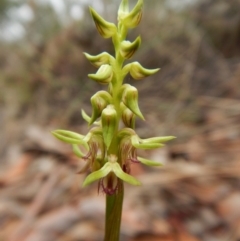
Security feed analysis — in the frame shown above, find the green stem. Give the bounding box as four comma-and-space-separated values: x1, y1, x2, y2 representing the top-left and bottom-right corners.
104, 181, 124, 241
104, 31, 125, 241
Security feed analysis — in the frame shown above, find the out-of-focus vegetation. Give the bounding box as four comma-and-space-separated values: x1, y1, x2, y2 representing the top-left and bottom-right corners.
1, 0, 240, 152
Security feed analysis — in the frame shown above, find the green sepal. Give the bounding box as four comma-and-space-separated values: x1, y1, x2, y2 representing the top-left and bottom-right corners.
89, 126, 103, 136
117, 127, 135, 140
142, 136, 176, 144
88, 64, 113, 84
90, 96, 107, 125
131, 135, 164, 149
118, 0, 129, 16
137, 156, 163, 166
119, 0, 143, 28
52, 130, 87, 148
82, 162, 112, 187
84, 52, 113, 68
101, 105, 117, 149
122, 84, 144, 120
95, 136, 105, 160
120, 36, 141, 59
81, 109, 91, 123
122, 63, 131, 78
72, 144, 86, 158
82, 127, 103, 143
92, 157, 102, 172
81, 109, 101, 126
83, 132, 93, 143
129, 62, 160, 80
89, 7, 117, 38
111, 162, 141, 185
120, 102, 135, 128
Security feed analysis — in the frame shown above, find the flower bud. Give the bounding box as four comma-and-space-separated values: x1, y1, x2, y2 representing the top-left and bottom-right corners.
118, 0, 129, 16
118, 0, 143, 28
84, 52, 112, 68
88, 64, 113, 84
90, 91, 112, 125
129, 62, 160, 80
101, 105, 118, 149
89, 7, 117, 38
120, 102, 135, 128
120, 36, 141, 59
121, 84, 144, 120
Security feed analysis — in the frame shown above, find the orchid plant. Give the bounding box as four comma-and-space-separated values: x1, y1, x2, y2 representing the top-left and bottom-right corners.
52, 0, 175, 240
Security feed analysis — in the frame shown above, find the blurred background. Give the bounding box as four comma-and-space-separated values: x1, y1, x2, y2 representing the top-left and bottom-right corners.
1, 0, 240, 240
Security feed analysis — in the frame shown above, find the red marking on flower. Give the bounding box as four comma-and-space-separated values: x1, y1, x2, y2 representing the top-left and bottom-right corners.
98, 173, 119, 195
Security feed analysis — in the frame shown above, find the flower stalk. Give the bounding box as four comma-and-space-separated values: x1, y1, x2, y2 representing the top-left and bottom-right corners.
52, 0, 175, 240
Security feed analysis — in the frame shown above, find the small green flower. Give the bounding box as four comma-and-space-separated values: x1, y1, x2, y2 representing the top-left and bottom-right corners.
90, 7, 117, 38
121, 84, 144, 120
120, 36, 141, 59
88, 64, 113, 84
89, 91, 112, 124
83, 154, 141, 194
117, 128, 175, 172
118, 0, 143, 29
84, 52, 113, 68
123, 61, 160, 80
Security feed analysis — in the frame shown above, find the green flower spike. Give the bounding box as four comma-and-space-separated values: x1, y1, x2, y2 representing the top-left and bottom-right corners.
52, 1, 176, 240
90, 7, 117, 38
88, 64, 113, 84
